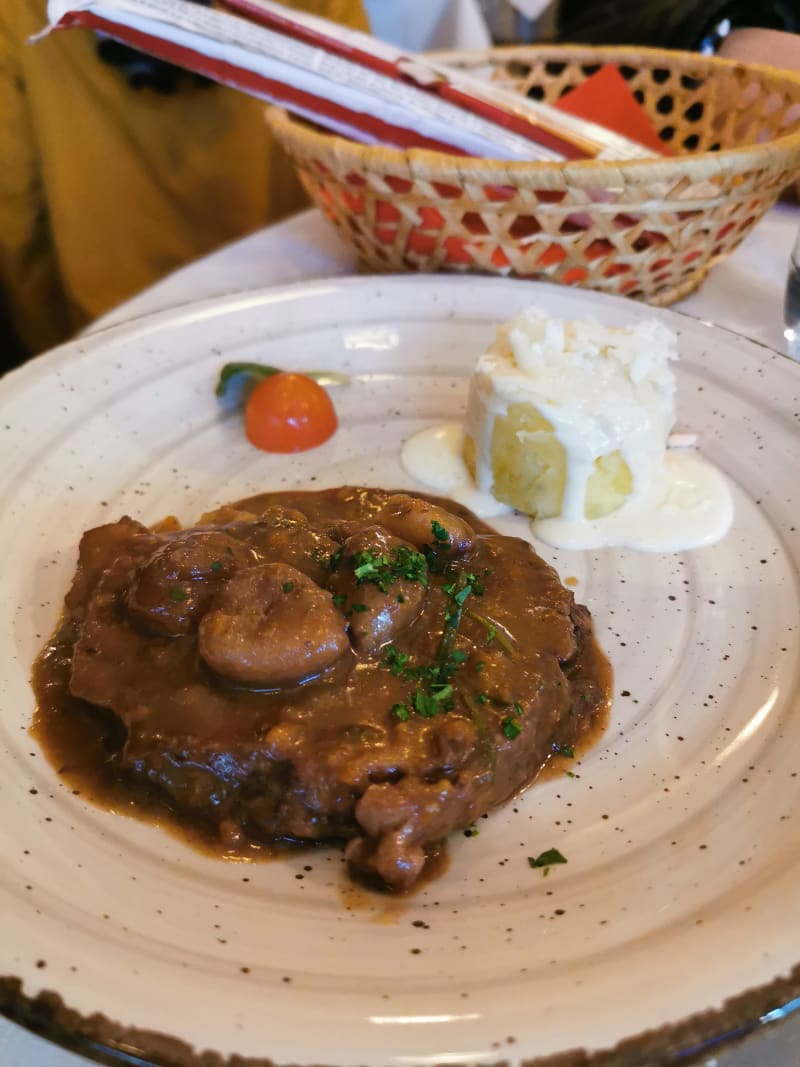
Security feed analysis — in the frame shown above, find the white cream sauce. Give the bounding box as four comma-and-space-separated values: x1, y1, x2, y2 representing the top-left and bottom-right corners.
401, 422, 733, 553
400, 423, 512, 518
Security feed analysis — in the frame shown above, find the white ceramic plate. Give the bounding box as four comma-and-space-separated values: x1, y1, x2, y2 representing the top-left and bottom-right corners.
1, 276, 799, 1067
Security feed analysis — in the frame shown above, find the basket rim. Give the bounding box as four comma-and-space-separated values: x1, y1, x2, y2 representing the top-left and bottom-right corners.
266, 43, 800, 186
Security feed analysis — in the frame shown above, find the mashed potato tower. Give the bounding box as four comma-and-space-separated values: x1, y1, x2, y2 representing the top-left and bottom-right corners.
462, 308, 678, 521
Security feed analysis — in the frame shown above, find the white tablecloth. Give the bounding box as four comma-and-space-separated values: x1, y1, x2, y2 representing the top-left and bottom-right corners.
4, 202, 799, 1067
90, 203, 798, 357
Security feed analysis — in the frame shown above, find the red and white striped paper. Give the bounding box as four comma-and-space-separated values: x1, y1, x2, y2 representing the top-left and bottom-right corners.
44, 0, 660, 162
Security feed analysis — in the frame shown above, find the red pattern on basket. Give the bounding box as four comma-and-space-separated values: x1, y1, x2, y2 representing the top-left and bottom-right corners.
283, 49, 800, 306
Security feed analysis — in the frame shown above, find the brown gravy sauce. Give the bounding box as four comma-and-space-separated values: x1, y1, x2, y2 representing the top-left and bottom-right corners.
31, 487, 612, 885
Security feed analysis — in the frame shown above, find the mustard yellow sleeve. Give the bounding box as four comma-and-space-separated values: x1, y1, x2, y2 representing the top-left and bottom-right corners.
282, 0, 370, 31
1, 0, 370, 356
0, 7, 72, 354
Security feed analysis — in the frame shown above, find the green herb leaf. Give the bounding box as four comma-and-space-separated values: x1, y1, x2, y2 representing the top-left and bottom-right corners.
328, 547, 344, 573
392, 703, 410, 722
553, 743, 575, 759
412, 690, 440, 718
379, 567, 486, 727
528, 848, 567, 871
466, 610, 516, 657
215, 363, 350, 399
282, 581, 294, 594
383, 645, 410, 677
501, 717, 521, 740
350, 545, 428, 593
352, 603, 369, 613
421, 544, 446, 574
332, 593, 347, 609
169, 587, 189, 603
431, 519, 450, 544
210, 560, 223, 574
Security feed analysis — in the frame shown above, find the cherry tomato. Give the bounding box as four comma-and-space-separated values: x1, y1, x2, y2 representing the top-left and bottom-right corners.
244, 372, 338, 453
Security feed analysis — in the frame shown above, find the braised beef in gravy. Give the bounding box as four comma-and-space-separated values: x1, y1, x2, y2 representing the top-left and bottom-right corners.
33, 487, 611, 890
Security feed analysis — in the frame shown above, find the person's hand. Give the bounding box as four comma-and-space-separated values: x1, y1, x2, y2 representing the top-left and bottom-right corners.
717, 27, 800, 69
718, 28, 800, 201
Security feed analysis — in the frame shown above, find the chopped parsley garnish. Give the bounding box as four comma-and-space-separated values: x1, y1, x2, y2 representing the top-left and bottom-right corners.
437, 570, 482, 666
501, 717, 521, 740
349, 545, 428, 593
210, 560, 223, 574
328, 547, 344, 573
397, 593, 405, 604
332, 593, 347, 609
431, 519, 450, 544
383, 645, 410, 677
466, 610, 516, 657
412, 690, 440, 718
421, 543, 447, 575
474, 660, 485, 673
352, 603, 369, 613
382, 565, 494, 729
403, 680, 456, 719
553, 743, 575, 759
169, 587, 189, 602
528, 848, 568, 873
392, 703, 410, 722
282, 581, 294, 594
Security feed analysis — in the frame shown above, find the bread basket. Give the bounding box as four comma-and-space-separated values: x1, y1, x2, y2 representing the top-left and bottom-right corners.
266, 45, 800, 306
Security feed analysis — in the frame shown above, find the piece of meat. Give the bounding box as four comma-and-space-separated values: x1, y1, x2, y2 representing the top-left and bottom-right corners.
127, 531, 256, 637
64, 517, 159, 621
38, 487, 609, 892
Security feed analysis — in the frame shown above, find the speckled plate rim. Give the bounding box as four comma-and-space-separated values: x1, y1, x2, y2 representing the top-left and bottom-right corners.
3, 962, 800, 1066
1, 275, 799, 1067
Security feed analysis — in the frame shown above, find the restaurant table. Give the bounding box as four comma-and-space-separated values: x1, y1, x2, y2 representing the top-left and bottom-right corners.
3, 201, 799, 1067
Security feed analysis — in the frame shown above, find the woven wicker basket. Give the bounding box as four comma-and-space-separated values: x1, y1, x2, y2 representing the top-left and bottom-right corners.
266, 45, 800, 306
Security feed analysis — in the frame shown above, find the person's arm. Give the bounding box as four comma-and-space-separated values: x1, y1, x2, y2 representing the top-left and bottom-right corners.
718, 29, 800, 202
717, 27, 800, 68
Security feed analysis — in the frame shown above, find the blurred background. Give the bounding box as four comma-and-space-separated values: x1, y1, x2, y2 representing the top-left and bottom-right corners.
363, 0, 800, 54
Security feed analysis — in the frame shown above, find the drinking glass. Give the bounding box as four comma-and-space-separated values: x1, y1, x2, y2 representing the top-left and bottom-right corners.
783, 225, 800, 361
